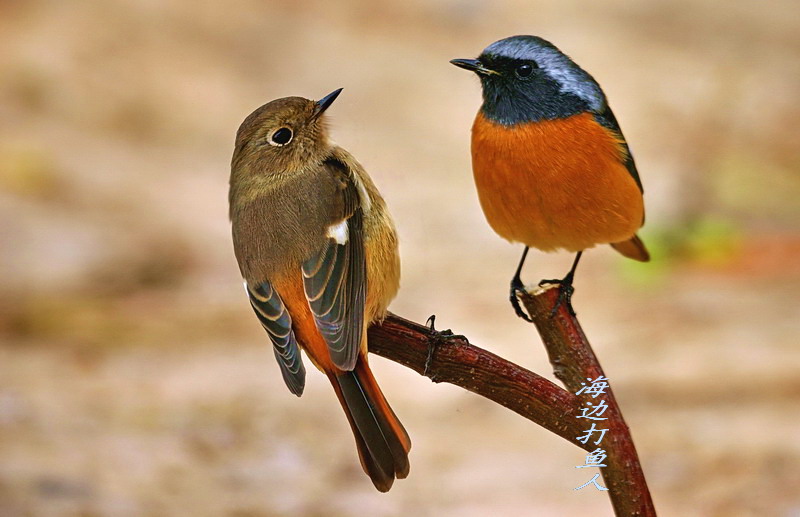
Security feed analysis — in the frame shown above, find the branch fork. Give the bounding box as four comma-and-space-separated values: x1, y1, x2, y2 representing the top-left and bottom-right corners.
367, 284, 656, 516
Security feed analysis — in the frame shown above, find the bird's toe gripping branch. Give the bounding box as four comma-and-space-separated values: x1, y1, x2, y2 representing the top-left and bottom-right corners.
510, 278, 535, 322
423, 315, 466, 380
536, 279, 576, 317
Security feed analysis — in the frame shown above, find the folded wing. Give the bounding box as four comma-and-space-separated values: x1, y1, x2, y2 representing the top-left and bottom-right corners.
302, 209, 366, 371
247, 281, 306, 395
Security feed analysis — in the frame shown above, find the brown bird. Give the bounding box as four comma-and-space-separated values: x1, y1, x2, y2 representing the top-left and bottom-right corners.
228, 89, 410, 491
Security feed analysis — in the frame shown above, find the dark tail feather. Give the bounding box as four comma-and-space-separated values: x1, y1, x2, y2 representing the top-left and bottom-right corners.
330, 357, 411, 492
611, 234, 650, 262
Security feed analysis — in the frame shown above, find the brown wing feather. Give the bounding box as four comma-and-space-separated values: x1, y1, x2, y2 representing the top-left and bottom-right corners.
301, 159, 366, 371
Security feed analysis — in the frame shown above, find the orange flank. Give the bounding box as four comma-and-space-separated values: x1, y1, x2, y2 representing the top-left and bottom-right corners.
273, 270, 338, 372
471, 111, 645, 253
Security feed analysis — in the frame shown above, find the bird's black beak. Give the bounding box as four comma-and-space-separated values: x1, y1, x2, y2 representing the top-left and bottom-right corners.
450, 58, 496, 76
313, 88, 343, 119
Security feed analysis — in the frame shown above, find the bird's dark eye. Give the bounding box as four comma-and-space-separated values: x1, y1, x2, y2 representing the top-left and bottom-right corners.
270, 127, 293, 146
515, 63, 536, 78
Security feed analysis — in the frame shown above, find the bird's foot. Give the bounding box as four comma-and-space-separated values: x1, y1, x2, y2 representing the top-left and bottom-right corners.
424, 315, 465, 379
425, 315, 465, 340
510, 277, 534, 322
537, 277, 576, 317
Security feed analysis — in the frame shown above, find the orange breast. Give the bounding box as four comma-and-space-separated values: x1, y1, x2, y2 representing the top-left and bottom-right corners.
471, 112, 644, 252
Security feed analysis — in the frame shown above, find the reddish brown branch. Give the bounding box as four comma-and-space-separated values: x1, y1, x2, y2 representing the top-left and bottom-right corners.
520, 285, 655, 516
367, 314, 585, 444
367, 286, 656, 516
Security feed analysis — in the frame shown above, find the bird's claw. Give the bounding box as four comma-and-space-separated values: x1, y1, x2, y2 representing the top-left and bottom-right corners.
425, 314, 464, 339
425, 314, 437, 331
510, 278, 534, 322
424, 315, 465, 379
538, 278, 576, 317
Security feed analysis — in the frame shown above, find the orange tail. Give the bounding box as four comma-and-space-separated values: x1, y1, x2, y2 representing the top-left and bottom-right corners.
329, 355, 411, 492
610, 234, 650, 262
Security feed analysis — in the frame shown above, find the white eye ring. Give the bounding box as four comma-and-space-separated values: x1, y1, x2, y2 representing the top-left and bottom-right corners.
269, 127, 293, 146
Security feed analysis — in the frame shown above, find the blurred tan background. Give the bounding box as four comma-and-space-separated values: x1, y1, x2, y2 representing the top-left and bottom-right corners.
1, 0, 799, 515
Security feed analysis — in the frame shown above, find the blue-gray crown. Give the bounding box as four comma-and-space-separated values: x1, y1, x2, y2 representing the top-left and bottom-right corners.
482, 35, 606, 112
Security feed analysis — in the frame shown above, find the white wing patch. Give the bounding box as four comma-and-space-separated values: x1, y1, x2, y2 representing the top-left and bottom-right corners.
353, 175, 371, 214
327, 220, 349, 244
